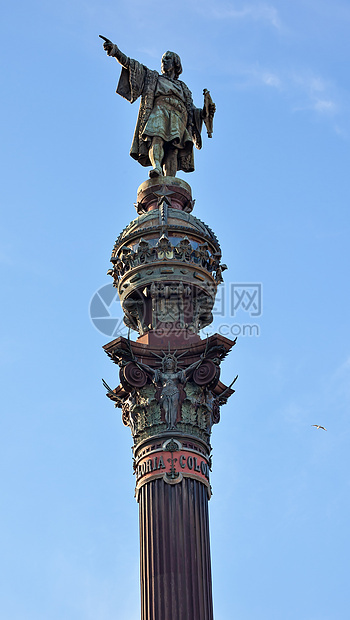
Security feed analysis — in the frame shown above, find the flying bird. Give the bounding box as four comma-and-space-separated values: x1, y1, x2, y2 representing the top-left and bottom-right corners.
311, 425, 327, 431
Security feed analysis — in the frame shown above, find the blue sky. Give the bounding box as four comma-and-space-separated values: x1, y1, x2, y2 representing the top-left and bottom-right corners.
1, 1, 350, 618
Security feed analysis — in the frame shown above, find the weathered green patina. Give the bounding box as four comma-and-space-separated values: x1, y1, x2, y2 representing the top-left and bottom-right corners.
100, 36, 216, 177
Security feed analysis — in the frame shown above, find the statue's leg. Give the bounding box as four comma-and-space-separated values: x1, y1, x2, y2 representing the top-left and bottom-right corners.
163, 145, 178, 177
149, 137, 164, 178
170, 394, 179, 429
164, 402, 171, 429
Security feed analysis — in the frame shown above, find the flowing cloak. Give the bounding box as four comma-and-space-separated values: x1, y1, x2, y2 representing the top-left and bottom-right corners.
116, 58, 203, 172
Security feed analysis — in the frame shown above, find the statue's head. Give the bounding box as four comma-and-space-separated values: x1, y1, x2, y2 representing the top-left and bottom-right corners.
161, 51, 183, 79
162, 354, 177, 372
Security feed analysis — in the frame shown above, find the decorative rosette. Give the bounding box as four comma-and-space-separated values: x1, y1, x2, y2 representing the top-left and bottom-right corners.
120, 362, 148, 391
193, 359, 220, 389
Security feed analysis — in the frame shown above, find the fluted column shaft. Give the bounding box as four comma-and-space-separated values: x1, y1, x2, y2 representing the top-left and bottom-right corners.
139, 477, 213, 620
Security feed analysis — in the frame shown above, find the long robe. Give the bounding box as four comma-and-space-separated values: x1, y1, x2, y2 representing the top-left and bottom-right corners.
116, 58, 203, 173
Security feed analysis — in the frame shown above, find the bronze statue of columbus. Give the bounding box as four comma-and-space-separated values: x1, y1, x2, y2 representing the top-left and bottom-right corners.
100, 35, 216, 178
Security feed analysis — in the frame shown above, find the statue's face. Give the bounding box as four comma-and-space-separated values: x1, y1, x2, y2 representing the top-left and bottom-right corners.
164, 356, 175, 371
161, 52, 175, 75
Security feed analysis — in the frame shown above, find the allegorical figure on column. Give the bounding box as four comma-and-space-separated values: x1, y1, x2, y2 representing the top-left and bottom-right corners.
100, 35, 216, 178
135, 353, 203, 430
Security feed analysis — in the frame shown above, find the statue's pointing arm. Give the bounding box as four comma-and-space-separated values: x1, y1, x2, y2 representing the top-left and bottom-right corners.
100, 35, 147, 103
99, 35, 130, 68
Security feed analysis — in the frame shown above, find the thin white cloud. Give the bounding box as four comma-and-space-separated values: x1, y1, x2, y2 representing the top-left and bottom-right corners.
313, 99, 337, 113
293, 99, 338, 116
291, 72, 339, 116
229, 63, 283, 90
260, 71, 281, 88
137, 47, 159, 59
230, 62, 341, 125
309, 77, 327, 92
198, 1, 281, 29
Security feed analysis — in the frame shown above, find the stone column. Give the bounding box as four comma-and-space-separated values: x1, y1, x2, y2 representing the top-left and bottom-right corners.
103, 177, 236, 620
139, 477, 213, 620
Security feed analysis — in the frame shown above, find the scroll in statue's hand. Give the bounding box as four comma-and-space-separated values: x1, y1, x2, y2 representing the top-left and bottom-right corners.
99, 34, 114, 56
202, 104, 216, 119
